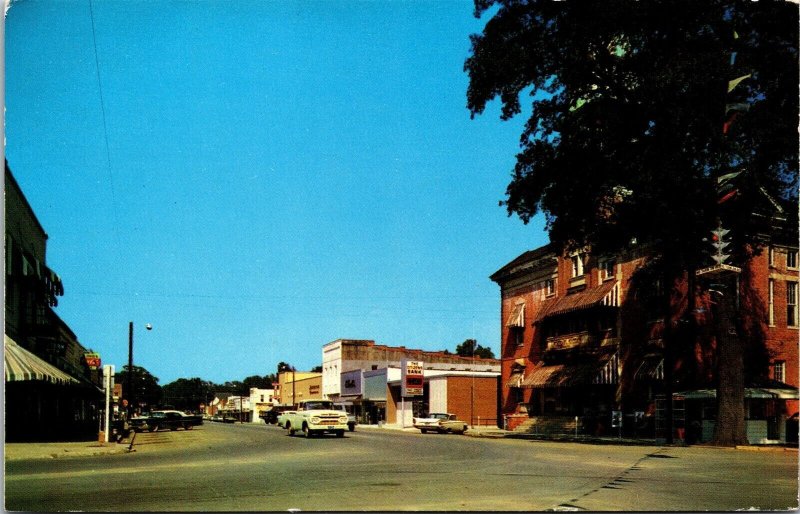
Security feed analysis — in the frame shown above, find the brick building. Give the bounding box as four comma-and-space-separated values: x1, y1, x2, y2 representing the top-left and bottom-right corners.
491, 236, 798, 443
5, 162, 104, 441
322, 339, 500, 426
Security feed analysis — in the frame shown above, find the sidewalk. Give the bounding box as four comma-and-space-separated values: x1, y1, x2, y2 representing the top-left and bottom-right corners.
5, 440, 130, 461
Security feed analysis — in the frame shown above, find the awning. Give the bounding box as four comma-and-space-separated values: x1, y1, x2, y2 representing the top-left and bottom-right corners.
538, 281, 619, 320
506, 303, 526, 328
675, 386, 799, 400
5, 335, 79, 385
634, 355, 664, 381
521, 353, 618, 389
506, 372, 525, 388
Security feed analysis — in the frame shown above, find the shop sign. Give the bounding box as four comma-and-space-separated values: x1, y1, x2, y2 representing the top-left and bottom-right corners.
84, 352, 101, 370
402, 360, 424, 397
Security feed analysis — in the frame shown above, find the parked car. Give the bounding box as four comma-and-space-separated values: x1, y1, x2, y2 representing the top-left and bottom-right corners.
260, 406, 294, 425
333, 403, 357, 432
131, 410, 203, 432
413, 413, 468, 434
277, 410, 296, 429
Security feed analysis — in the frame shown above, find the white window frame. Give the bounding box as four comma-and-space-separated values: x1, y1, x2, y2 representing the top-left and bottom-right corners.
546, 278, 555, 297
774, 361, 785, 383
787, 250, 798, 270
787, 282, 798, 328
571, 254, 584, 278
769, 247, 775, 267
600, 259, 616, 281
768, 279, 775, 326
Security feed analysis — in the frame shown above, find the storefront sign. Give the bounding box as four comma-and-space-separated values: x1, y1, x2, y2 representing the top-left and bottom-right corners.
341, 370, 363, 396
402, 360, 424, 397
84, 353, 101, 370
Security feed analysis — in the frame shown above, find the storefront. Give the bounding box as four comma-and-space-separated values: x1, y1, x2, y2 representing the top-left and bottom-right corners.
673, 382, 799, 445
5, 335, 102, 441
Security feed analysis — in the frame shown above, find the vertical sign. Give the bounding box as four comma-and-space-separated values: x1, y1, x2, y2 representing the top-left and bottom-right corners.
401, 360, 424, 397
103, 365, 115, 443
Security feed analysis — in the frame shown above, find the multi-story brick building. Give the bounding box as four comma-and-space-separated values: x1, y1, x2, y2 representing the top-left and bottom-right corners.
491, 236, 798, 443
5, 161, 104, 441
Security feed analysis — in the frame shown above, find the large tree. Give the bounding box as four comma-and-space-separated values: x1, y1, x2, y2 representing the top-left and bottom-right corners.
115, 365, 162, 412
465, 0, 797, 445
161, 378, 215, 412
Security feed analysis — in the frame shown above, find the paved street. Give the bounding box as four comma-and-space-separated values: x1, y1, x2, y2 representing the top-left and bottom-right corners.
5, 422, 798, 511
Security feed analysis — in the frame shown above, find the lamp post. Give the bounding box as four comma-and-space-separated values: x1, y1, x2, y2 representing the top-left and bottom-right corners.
127, 321, 152, 419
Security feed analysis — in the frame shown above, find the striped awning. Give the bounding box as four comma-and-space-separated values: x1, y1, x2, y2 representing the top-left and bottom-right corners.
522, 352, 618, 389
635, 355, 664, 381
506, 302, 526, 328
5, 335, 78, 385
539, 280, 619, 320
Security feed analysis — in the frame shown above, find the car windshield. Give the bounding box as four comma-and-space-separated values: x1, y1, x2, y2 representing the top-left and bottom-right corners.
304, 401, 334, 410
430, 413, 449, 420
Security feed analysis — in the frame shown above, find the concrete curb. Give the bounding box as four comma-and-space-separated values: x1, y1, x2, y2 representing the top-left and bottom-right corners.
5, 441, 130, 461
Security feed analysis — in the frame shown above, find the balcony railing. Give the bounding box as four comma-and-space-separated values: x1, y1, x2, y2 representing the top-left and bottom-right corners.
546, 329, 618, 351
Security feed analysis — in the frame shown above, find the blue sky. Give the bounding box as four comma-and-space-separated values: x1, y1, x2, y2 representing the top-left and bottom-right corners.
5, 1, 548, 385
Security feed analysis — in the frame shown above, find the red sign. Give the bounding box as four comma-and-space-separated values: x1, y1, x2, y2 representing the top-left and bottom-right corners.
84, 353, 101, 370
402, 360, 424, 397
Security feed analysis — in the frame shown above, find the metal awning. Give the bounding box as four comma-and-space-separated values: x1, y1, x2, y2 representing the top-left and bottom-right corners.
634, 355, 664, 381
5, 334, 79, 385
538, 281, 619, 321
521, 353, 618, 389
506, 372, 524, 388
675, 387, 799, 400
506, 302, 526, 328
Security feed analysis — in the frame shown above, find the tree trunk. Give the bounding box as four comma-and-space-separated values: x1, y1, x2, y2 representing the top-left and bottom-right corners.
711, 272, 748, 446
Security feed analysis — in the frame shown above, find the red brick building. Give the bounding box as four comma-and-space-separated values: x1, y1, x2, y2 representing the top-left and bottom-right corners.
491, 238, 798, 443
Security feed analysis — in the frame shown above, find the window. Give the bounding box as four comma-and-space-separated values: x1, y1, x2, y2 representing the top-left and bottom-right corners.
768, 279, 775, 326
600, 259, 616, 280
571, 254, 584, 278
546, 278, 555, 296
788, 282, 798, 327
774, 361, 786, 383
788, 250, 798, 269
514, 328, 524, 347
769, 247, 775, 266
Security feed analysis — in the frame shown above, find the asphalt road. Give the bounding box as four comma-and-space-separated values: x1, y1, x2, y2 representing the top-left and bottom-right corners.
5, 422, 798, 511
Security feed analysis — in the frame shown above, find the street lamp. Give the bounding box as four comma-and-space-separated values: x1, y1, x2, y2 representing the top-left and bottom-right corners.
127, 321, 152, 419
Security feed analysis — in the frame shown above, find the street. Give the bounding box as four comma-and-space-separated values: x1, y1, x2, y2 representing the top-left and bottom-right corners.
5, 422, 798, 511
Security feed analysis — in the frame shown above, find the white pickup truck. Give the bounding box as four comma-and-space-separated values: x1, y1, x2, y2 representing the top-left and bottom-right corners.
283, 400, 349, 438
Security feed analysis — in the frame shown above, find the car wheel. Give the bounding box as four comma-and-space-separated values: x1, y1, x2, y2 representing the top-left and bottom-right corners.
149, 424, 157, 432
348, 423, 355, 432
287, 423, 295, 436
446, 428, 453, 434
303, 425, 312, 438
184, 423, 193, 430
420, 429, 427, 434
336, 430, 345, 438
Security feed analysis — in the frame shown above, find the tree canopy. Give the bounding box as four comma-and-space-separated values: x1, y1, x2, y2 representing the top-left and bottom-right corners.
465, 0, 797, 447
466, 0, 797, 265
455, 339, 496, 359
116, 365, 162, 410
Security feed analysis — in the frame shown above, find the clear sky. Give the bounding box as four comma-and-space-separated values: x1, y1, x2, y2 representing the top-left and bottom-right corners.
4, 1, 548, 385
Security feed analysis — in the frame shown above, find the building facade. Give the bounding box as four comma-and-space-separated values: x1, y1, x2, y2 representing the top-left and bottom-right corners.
322, 339, 501, 425
275, 371, 322, 406
492, 239, 798, 443
5, 162, 104, 441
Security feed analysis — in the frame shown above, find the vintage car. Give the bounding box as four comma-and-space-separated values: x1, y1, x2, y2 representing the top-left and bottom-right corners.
131, 410, 204, 432
282, 401, 349, 438
412, 413, 468, 434
333, 403, 357, 432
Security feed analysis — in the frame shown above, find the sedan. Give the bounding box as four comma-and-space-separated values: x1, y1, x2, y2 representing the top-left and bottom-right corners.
412, 413, 468, 434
